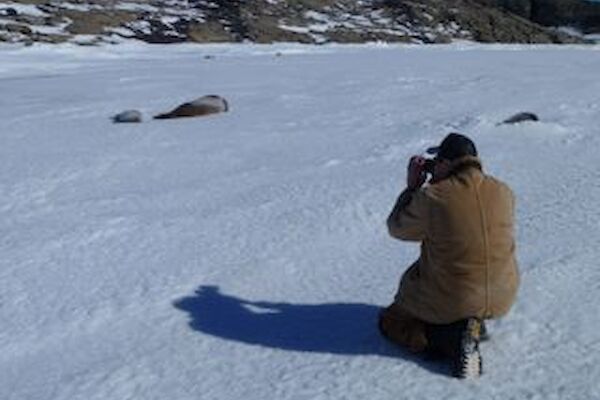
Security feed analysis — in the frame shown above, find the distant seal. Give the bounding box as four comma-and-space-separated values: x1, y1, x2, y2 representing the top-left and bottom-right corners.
154, 95, 229, 120
502, 112, 539, 125
112, 110, 143, 123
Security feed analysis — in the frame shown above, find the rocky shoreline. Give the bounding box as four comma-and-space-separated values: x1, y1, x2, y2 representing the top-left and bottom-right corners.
1, 0, 598, 46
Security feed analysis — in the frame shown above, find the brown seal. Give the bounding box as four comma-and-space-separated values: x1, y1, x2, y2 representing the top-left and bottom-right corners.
154, 95, 229, 120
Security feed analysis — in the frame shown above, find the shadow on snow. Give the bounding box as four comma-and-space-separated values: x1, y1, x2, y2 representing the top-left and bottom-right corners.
173, 285, 449, 376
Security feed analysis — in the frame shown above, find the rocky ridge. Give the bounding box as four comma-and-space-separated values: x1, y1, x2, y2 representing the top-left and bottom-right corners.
0, 0, 597, 45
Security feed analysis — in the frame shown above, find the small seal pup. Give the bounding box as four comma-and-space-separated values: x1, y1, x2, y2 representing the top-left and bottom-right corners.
112, 110, 143, 123
154, 95, 229, 120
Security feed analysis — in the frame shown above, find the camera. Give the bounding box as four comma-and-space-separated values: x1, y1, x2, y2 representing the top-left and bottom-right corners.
423, 158, 436, 174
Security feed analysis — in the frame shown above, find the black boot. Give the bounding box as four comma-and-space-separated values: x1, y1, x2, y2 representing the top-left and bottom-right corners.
425, 318, 483, 379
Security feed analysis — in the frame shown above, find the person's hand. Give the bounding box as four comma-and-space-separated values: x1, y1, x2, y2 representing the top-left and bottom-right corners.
407, 155, 427, 190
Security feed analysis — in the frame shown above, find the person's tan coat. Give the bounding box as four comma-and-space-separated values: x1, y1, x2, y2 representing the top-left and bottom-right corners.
387, 156, 519, 324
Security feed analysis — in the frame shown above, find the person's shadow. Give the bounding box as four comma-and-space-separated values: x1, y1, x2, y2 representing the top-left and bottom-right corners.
173, 285, 449, 375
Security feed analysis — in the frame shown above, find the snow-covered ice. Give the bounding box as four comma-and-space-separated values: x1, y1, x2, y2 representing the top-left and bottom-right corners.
1, 42, 600, 399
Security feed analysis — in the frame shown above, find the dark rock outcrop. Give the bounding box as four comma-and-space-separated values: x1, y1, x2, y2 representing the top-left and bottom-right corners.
1, 0, 596, 45
0, 7, 18, 17
479, 0, 600, 33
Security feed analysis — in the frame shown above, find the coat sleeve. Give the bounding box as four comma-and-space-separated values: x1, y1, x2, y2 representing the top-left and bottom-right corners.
386, 188, 428, 241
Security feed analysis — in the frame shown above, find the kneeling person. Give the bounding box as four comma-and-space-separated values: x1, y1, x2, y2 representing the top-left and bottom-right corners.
381, 133, 519, 378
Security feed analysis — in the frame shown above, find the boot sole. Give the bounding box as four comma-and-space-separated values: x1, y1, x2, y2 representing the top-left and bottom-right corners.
454, 318, 482, 379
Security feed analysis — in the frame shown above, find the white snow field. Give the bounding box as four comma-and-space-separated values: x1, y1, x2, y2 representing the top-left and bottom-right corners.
2, 42, 600, 400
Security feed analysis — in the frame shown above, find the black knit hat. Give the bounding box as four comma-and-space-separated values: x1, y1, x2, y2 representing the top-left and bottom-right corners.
426, 133, 477, 160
